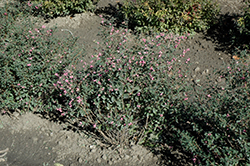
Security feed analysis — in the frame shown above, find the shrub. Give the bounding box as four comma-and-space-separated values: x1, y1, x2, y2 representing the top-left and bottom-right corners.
29, 0, 99, 18
2, 1, 250, 165
51, 17, 250, 165
236, 0, 250, 35
52, 18, 192, 146
120, 0, 220, 34
231, 0, 250, 53
175, 55, 250, 165
0, 1, 80, 114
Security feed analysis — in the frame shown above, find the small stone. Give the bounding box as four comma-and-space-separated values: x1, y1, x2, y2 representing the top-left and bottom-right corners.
89, 145, 95, 149
202, 69, 209, 75
194, 67, 200, 73
91, 148, 96, 153
124, 155, 130, 160
97, 158, 102, 163
13, 112, 19, 117
133, 155, 139, 160
102, 155, 107, 160
78, 157, 83, 163
57, 141, 63, 145
32, 137, 38, 143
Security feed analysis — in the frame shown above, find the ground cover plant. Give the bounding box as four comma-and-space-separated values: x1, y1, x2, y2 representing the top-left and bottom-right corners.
0, 1, 81, 114
1, 0, 250, 165
52, 19, 193, 147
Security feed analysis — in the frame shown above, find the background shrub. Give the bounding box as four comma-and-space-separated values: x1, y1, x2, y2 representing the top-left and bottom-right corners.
120, 0, 220, 34
231, 0, 250, 54
29, 0, 99, 18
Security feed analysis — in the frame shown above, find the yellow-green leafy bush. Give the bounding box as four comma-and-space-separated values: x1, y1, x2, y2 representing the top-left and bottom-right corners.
29, 0, 99, 18
121, 0, 220, 34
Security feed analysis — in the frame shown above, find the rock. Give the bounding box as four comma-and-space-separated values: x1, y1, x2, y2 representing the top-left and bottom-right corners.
41, 127, 45, 132
57, 141, 63, 145
97, 158, 102, 163
90, 148, 96, 153
89, 145, 95, 149
124, 155, 130, 160
13, 112, 19, 118
102, 154, 107, 160
202, 69, 209, 75
78, 157, 83, 163
32, 137, 38, 143
194, 67, 200, 73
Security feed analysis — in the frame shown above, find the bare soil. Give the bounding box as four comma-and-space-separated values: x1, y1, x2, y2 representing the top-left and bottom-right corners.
0, 0, 248, 165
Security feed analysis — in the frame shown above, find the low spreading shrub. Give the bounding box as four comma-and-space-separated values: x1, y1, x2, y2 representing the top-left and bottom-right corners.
52, 19, 192, 146
178, 55, 250, 165
120, 0, 220, 34
0, 1, 80, 114
1, 1, 250, 165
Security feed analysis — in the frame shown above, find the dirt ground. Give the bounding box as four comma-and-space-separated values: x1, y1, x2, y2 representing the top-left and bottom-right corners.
0, 0, 248, 165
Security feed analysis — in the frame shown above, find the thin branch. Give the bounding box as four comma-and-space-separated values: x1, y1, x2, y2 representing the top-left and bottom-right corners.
0, 148, 9, 158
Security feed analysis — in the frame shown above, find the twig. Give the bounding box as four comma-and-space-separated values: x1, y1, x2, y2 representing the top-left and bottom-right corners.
61, 29, 74, 38
0, 148, 9, 158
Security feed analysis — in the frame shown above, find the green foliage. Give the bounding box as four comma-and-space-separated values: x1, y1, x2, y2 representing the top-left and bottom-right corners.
176, 56, 250, 165
233, 0, 250, 51
121, 0, 220, 34
237, 0, 250, 34
0, 1, 79, 114
52, 20, 192, 145
29, 0, 98, 18
2, 1, 250, 165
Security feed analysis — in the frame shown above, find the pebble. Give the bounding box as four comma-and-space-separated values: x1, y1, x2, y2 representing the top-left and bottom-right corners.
202, 69, 209, 75
90, 148, 96, 153
97, 158, 102, 163
124, 155, 130, 160
32, 137, 38, 143
194, 67, 200, 73
102, 154, 107, 160
78, 157, 83, 163
13, 112, 19, 118
89, 145, 95, 149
